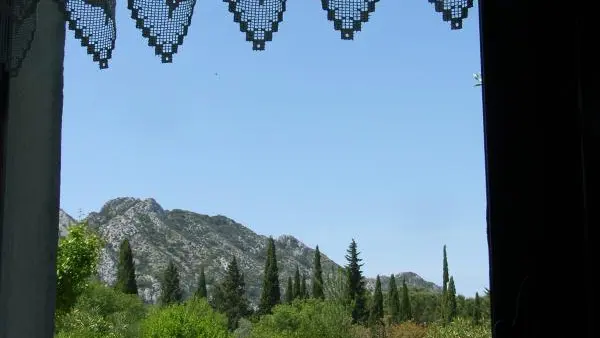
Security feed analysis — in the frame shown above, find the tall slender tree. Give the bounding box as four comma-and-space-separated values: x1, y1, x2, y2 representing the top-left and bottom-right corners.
195, 265, 207, 299
159, 260, 182, 306
448, 276, 458, 321
293, 266, 301, 299
115, 239, 138, 295
212, 256, 249, 330
258, 237, 281, 314
300, 274, 309, 299
345, 239, 368, 324
312, 245, 325, 299
400, 278, 413, 322
441, 245, 450, 322
388, 274, 401, 323
473, 292, 482, 325
285, 276, 294, 304
369, 275, 384, 325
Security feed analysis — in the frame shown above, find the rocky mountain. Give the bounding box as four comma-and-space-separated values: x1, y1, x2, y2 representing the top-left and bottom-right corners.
59, 197, 440, 306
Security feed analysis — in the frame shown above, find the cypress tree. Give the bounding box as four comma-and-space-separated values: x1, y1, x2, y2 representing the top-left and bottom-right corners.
441, 245, 450, 322
159, 260, 182, 306
400, 278, 413, 322
388, 274, 401, 323
195, 265, 207, 299
300, 275, 309, 299
448, 276, 458, 321
369, 275, 384, 325
312, 245, 325, 299
285, 276, 294, 304
293, 266, 301, 299
473, 292, 482, 325
115, 239, 138, 295
345, 239, 368, 324
258, 237, 281, 314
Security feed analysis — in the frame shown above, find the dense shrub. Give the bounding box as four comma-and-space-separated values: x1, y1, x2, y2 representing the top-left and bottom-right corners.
139, 297, 231, 338
55, 281, 146, 338
388, 321, 428, 338
251, 299, 353, 338
425, 317, 491, 338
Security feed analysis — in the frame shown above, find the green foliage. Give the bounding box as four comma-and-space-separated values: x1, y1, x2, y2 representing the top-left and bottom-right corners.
195, 265, 208, 299
345, 239, 368, 324
293, 267, 301, 300
55, 280, 146, 338
159, 260, 183, 306
323, 266, 349, 306
440, 246, 449, 323
259, 237, 281, 315
140, 297, 231, 338
425, 317, 491, 338
251, 299, 353, 338
447, 277, 457, 321
115, 239, 138, 295
212, 256, 250, 330
311, 245, 325, 299
472, 293, 482, 325
284, 277, 294, 304
299, 275, 308, 299
401, 278, 413, 322
369, 275, 384, 325
388, 274, 401, 323
56, 222, 103, 315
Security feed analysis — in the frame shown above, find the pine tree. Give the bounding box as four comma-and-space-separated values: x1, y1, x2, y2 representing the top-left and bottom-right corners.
159, 260, 182, 306
293, 266, 301, 299
211, 257, 249, 330
388, 274, 401, 323
312, 245, 325, 299
115, 239, 138, 295
448, 276, 458, 321
473, 292, 482, 325
195, 265, 207, 299
258, 237, 281, 315
369, 275, 384, 325
400, 278, 413, 322
345, 239, 368, 324
285, 276, 294, 304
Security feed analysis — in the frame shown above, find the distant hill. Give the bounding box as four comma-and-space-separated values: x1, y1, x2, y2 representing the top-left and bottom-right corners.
59, 197, 441, 305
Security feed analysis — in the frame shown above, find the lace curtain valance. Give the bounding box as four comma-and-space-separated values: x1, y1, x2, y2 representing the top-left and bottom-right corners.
1, 0, 474, 76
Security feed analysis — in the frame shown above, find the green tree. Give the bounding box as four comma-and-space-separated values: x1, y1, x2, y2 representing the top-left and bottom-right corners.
300, 275, 309, 299
369, 275, 384, 325
400, 278, 413, 322
258, 237, 281, 315
345, 239, 368, 324
473, 292, 482, 325
388, 274, 401, 323
285, 276, 294, 304
323, 266, 349, 306
441, 245, 450, 323
251, 299, 353, 338
312, 245, 325, 299
448, 276, 458, 321
55, 280, 146, 338
293, 266, 301, 300
140, 297, 231, 338
55, 222, 103, 315
159, 260, 183, 306
213, 256, 250, 330
114, 239, 138, 295
195, 265, 208, 299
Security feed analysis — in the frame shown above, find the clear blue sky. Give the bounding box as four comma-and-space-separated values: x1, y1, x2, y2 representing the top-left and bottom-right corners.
60, 1, 487, 297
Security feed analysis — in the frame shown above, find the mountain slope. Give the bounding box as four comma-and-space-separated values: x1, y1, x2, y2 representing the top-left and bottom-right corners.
60, 197, 440, 305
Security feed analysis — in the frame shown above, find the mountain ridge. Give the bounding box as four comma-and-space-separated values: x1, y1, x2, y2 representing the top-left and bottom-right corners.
59, 197, 441, 305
